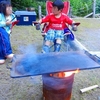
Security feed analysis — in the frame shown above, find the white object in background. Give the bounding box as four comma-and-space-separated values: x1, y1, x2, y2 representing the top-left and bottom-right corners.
80, 85, 99, 93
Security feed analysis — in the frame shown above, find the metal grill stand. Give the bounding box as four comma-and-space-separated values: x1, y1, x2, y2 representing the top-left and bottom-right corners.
42, 73, 75, 100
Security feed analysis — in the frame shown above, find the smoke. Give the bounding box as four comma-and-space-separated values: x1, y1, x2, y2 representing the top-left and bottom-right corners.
18, 44, 37, 54
12, 45, 39, 75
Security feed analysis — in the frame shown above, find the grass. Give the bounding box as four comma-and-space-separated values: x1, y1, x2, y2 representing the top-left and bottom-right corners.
0, 18, 100, 100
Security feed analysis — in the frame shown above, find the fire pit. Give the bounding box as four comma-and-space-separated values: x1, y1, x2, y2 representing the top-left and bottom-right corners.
42, 72, 75, 100
9, 51, 100, 100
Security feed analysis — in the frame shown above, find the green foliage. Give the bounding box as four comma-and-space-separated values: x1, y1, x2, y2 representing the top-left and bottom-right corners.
96, 0, 100, 13
27, 1, 46, 18
11, 0, 46, 17
11, 0, 99, 18
70, 0, 92, 16
12, 0, 33, 10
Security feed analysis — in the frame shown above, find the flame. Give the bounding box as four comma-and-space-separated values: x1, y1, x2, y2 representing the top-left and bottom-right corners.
64, 69, 80, 77
50, 69, 80, 78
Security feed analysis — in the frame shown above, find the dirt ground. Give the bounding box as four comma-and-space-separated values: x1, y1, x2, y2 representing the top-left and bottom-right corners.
0, 18, 100, 100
